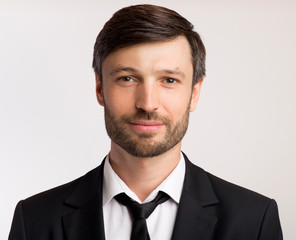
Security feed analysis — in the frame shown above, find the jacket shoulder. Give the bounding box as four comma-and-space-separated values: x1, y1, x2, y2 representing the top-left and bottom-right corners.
205, 171, 282, 239
206, 171, 272, 208
9, 165, 104, 239
21, 165, 102, 218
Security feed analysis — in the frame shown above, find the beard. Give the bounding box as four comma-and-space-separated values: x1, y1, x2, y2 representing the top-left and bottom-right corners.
104, 102, 190, 158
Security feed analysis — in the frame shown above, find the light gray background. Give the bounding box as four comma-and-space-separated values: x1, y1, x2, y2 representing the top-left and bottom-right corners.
1, 0, 295, 239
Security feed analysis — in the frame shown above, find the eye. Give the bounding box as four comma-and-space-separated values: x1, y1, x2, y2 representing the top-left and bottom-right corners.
163, 78, 178, 84
118, 76, 133, 82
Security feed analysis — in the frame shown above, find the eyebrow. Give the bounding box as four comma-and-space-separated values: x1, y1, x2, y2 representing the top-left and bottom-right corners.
109, 65, 186, 78
155, 69, 186, 78
109, 66, 138, 76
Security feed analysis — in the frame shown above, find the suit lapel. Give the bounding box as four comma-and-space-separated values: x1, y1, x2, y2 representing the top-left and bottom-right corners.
172, 153, 219, 240
59, 154, 219, 239
62, 160, 106, 240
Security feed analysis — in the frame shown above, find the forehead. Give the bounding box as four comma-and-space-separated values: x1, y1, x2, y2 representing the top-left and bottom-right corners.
102, 36, 193, 77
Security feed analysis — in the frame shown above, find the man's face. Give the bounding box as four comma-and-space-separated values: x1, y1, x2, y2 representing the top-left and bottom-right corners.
96, 36, 202, 157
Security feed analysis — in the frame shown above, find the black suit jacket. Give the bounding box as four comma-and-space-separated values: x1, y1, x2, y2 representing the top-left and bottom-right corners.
9, 154, 283, 239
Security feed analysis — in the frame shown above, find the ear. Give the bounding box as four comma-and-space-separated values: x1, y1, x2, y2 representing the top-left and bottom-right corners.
95, 73, 104, 106
190, 79, 203, 112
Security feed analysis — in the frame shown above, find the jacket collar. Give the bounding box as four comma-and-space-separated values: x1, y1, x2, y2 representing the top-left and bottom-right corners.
171, 152, 219, 240
62, 158, 106, 240
61, 153, 220, 240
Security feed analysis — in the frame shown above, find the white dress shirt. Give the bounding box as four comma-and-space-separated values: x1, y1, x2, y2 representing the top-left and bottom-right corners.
102, 154, 185, 240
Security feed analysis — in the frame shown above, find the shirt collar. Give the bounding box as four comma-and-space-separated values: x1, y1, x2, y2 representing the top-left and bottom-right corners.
103, 153, 185, 205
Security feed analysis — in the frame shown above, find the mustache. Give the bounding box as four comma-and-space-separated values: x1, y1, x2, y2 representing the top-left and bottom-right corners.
121, 110, 170, 124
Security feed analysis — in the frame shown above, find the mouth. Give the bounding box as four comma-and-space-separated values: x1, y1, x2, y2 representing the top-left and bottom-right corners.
129, 121, 165, 132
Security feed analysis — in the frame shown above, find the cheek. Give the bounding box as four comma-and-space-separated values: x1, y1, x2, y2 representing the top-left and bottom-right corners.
103, 88, 135, 114
162, 91, 191, 120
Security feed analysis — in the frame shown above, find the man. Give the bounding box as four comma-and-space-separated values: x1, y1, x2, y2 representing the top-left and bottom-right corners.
9, 4, 282, 240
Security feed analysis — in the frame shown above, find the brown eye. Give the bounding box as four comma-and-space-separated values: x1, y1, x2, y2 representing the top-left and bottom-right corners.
119, 76, 133, 82
164, 78, 177, 84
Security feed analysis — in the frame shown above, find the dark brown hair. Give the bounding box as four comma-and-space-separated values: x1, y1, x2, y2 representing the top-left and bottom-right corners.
92, 4, 206, 85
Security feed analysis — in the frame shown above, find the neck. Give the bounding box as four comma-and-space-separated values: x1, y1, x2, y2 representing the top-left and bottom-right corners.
108, 141, 182, 202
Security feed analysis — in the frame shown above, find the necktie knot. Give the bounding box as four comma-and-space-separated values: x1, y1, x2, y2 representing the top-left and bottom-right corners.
125, 200, 153, 219
115, 191, 170, 240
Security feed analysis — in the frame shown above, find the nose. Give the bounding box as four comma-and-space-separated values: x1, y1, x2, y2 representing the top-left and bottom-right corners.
135, 82, 159, 112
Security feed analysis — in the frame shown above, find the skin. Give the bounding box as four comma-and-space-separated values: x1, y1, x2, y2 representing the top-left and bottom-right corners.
96, 36, 202, 201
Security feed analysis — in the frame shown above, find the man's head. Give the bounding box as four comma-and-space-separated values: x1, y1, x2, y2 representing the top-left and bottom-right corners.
93, 5, 205, 157
92, 4, 206, 86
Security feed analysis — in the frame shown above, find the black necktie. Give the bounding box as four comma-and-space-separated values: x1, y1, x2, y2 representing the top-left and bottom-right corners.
115, 191, 170, 240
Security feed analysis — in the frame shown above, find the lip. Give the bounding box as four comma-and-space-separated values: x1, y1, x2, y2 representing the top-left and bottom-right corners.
129, 121, 164, 132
